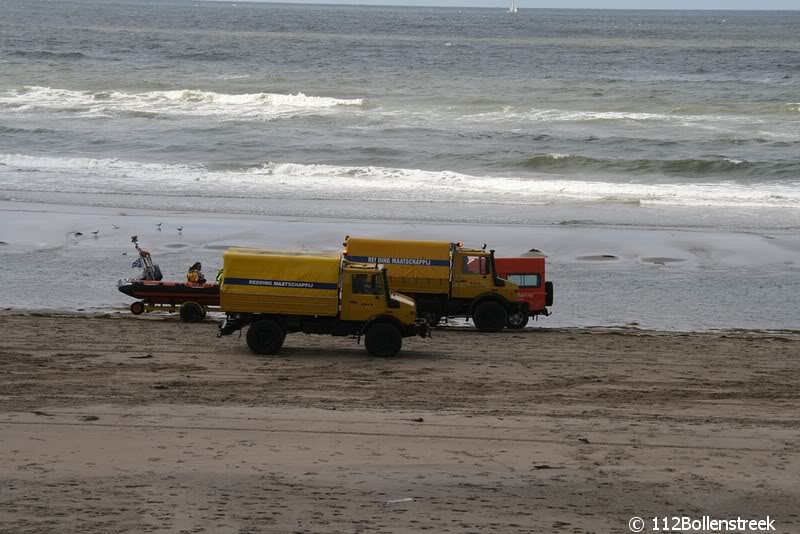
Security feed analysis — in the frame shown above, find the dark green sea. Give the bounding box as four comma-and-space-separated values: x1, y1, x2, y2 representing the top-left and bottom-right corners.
1, 0, 799, 226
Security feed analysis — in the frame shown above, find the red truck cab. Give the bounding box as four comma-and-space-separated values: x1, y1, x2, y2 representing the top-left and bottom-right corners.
493, 255, 553, 329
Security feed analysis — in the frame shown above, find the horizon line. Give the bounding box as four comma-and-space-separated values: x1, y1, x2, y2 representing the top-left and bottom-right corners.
193, 0, 800, 11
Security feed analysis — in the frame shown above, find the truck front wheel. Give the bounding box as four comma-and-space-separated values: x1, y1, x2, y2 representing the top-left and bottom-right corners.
365, 323, 402, 357
246, 319, 285, 355
473, 301, 507, 333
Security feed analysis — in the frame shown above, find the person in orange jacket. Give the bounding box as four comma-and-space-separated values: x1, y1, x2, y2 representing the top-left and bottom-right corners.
186, 262, 206, 284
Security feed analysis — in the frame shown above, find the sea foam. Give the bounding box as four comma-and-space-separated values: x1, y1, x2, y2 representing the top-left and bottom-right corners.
0, 86, 363, 120
2, 154, 798, 211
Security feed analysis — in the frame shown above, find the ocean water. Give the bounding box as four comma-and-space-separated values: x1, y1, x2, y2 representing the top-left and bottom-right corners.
1, 0, 799, 329
2, 0, 799, 222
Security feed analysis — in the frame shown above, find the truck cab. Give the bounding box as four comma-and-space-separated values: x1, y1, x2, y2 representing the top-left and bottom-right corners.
340, 263, 417, 326
452, 250, 494, 299
493, 256, 554, 329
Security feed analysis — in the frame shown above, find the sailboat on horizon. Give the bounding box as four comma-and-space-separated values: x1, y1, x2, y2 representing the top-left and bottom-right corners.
507, 0, 518, 13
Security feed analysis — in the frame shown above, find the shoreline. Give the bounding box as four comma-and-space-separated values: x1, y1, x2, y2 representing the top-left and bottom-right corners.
2, 199, 798, 265
4, 192, 800, 233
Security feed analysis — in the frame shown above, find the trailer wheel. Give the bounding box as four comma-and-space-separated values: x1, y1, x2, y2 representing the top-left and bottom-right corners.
365, 323, 402, 357
246, 319, 285, 355
130, 301, 145, 315
506, 310, 529, 329
473, 301, 507, 333
179, 302, 205, 323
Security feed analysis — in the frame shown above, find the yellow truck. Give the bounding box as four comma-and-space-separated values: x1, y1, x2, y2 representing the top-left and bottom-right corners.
216, 248, 429, 357
343, 237, 527, 332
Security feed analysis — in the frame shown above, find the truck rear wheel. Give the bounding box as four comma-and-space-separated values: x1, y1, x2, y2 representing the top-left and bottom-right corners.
365, 323, 402, 357
506, 310, 529, 329
179, 301, 206, 323
246, 319, 285, 355
473, 301, 507, 333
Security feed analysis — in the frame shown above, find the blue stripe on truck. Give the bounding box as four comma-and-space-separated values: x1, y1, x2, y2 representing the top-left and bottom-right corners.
224, 278, 338, 290
347, 255, 450, 267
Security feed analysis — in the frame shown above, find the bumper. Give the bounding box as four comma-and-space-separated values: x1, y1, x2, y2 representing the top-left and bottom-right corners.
217, 313, 249, 337
510, 300, 530, 316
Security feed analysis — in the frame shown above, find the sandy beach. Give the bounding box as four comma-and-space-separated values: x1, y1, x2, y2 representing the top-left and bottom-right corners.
1, 312, 798, 533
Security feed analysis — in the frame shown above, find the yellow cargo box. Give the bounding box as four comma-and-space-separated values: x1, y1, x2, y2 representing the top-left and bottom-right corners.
220, 248, 341, 317
344, 237, 452, 294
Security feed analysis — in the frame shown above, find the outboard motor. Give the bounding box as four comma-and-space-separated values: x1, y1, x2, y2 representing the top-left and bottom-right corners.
131, 236, 163, 281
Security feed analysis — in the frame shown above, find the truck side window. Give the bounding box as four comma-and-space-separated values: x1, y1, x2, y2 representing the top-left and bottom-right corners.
462, 256, 488, 275
507, 274, 541, 288
352, 274, 383, 295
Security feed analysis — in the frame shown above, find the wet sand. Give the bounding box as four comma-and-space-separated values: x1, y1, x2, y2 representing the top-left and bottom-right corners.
3, 199, 800, 331
1, 312, 799, 533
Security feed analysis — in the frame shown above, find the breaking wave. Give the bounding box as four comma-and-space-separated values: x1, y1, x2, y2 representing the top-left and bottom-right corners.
465, 108, 689, 124
458, 106, 800, 134
2, 153, 798, 210
519, 153, 800, 178
0, 86, 364, 120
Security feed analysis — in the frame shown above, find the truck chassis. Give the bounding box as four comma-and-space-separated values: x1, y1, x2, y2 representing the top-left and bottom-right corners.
219, 313, 429, 357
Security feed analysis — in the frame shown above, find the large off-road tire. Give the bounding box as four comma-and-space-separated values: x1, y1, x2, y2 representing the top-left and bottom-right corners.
179, 301, 205, 323
246, 319, 285, 355
364, 323, 403, 357
472, 301, 507, 333
130, 301, 145, 315
506, 310, 529, 329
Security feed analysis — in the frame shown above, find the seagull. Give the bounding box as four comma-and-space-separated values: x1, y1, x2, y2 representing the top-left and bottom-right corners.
112, 224, 119, 230
73, 232, 83, 237
156, 222, 162, 231
177, 226, 183, 233
92, 230, 100, 236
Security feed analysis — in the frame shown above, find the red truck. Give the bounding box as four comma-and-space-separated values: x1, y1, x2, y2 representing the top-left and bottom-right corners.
493, 256, 553, 329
